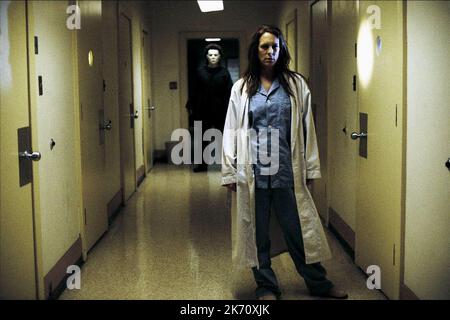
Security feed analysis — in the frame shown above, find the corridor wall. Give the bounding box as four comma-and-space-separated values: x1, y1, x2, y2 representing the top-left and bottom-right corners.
0, 0, 154, 299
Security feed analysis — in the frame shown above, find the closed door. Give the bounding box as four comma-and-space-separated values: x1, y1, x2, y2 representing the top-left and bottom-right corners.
142, 30, 154, 172
32, 0, 82, 277
78, 0, 108, 251
118, 12, 136, 202
311, 0, 328, 221
0, 0, 37, 299
327, 1, 358, 242
355, 1, 403, 299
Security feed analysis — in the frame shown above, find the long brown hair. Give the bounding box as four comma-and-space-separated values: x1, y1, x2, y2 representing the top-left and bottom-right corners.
241, 25, 300, 97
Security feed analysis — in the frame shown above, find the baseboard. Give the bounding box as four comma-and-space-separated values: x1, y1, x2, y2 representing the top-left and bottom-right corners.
400, 283, 420, 300
44, 236, 83, 300
136, 165, 145, 187
107, 188, 123, 224
328, 207, 355, 260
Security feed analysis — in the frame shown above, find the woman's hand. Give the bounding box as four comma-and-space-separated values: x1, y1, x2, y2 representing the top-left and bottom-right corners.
224, 183, 237, 192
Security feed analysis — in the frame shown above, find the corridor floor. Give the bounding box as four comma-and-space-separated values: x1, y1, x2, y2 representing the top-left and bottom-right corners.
60, 164, 385, 300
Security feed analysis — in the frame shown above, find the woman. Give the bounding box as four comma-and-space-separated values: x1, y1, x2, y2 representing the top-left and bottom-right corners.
221, 25, 347, 300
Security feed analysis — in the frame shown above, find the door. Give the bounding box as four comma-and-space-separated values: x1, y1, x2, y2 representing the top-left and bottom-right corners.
355, 1, 403, 299
0, 0, 38, 299
327, 1, 358, 241
142, 30, 154, 172
78, 0, 108, 251
118, 11, 136, 201
32, 0, 82, 279
310, 0, 328, 221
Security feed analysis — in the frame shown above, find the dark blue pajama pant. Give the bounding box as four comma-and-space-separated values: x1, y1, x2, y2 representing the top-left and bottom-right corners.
252, 187, 333, 298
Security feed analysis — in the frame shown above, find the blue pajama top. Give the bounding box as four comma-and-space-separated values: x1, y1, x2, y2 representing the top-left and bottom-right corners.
249, 78, 294, 189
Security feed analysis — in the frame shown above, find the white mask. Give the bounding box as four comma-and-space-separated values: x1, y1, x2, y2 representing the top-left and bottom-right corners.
206, 49, 221, 67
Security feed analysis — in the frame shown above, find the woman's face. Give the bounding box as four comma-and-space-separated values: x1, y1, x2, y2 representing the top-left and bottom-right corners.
258, 32, 280, 69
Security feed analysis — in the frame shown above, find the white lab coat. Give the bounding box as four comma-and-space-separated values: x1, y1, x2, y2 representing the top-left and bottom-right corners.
221, 74, 331, 269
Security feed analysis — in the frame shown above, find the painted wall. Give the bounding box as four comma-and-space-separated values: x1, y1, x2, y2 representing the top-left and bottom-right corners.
404, 1, 450, 299
147, 1, 281, 150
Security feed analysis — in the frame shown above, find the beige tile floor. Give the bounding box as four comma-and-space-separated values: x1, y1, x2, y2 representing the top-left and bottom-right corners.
60, 164, 386, 300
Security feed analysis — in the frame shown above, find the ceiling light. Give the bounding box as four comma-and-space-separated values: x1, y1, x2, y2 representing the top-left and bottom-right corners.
205, 38, 221, 42
197, 1, 224, 13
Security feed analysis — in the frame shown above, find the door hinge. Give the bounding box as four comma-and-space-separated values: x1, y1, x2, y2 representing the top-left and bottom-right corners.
393, 244, 396, 266
103, 79, 106, 92
34, 36, 39, 54
355, 43, 357, 58
84, 208, 87, 225
353, 75, 356, 91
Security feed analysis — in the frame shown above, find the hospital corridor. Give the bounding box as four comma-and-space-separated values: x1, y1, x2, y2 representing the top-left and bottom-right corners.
58, 165, 384, 300
0, 0, 449, 302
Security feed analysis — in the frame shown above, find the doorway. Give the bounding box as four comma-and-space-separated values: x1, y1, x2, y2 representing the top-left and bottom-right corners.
186, 39, 240, 128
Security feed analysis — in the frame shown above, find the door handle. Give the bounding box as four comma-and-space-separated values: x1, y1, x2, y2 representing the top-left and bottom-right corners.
134, 110, 139, 119
145, 99, 155, 111
19, 150, 41, 161
146, 99, 153, 118
100, 120, 112, 131
351, 132, 367, 140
